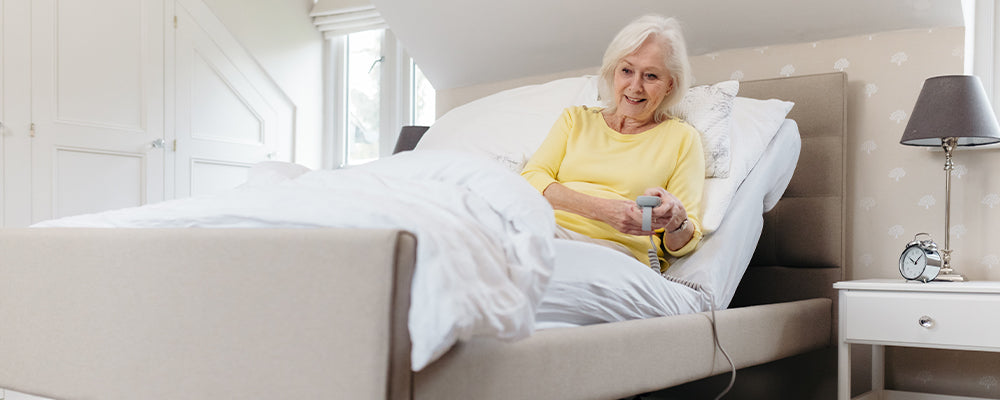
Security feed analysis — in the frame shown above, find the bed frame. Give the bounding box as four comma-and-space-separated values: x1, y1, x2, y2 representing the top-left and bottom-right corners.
0, 72, 846, 400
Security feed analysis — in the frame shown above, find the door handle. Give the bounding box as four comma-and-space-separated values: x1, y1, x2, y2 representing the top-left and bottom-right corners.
150, 138, 166, 149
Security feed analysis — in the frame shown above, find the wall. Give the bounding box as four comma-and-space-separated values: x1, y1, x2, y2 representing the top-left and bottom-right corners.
690, 28, 1000, 397
437, 66, 597, 116
202, 0, 325, 169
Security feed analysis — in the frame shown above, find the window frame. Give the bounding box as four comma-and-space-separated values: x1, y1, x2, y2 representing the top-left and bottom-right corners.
324, 29, 429, 168
410, 58, 436, 127
968, 0, 1000, 115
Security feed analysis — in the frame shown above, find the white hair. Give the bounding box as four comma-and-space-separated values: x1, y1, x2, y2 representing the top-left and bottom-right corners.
598, 15, 691, 122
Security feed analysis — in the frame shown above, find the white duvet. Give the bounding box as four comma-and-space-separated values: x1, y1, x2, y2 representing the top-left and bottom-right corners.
35, 150, 557, 371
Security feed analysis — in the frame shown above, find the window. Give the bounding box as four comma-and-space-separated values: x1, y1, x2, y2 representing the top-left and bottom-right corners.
346, 30, 383, 165
328, 29, 436, 168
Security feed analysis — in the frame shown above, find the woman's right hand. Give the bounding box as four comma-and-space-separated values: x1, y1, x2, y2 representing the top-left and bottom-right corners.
543, 182, 655, 235
599, 199, 648, 236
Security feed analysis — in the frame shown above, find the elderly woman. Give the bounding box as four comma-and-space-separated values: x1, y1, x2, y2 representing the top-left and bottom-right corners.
521, 15, 704, 271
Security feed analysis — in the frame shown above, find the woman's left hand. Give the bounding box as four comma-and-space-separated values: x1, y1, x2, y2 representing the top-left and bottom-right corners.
642, 187, 687, 234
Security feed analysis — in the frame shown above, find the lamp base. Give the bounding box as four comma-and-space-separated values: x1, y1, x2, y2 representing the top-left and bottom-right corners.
933, 272, 968, 282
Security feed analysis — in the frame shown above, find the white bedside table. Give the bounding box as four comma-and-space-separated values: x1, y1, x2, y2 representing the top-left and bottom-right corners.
834, 279, 1000, 400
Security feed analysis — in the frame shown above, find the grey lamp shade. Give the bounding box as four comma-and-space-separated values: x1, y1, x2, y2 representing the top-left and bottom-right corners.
901, 75, 1000, 147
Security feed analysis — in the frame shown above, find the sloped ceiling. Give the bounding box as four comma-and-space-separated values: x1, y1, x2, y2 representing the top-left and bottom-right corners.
373, 0, 965, 90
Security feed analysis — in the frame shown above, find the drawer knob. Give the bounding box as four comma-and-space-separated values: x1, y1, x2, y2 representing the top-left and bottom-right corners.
918, 316, 934, 328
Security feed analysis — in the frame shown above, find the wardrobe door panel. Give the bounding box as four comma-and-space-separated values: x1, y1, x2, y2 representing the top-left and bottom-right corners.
30, 0, 164, 222
54, 0, 144, 129
170, 0, 294, 199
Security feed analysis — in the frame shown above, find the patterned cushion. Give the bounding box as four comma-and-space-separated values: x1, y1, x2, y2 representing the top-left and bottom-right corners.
670, 80, 739, 178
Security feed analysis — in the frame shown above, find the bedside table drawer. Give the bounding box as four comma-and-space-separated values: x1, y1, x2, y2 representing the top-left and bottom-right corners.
842, 290, 1000, 350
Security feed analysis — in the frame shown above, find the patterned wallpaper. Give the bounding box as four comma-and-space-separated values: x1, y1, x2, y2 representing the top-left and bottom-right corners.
688, 26, 1000, 283
690, 26, 1000, 398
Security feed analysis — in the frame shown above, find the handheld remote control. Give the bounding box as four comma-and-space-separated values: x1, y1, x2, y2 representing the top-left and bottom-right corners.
636, 196, 661, 231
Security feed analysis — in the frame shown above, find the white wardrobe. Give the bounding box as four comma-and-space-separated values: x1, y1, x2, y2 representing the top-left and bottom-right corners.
0, 0, 294, 227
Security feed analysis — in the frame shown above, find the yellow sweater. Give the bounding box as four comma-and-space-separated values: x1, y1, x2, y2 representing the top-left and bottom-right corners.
521, 106, 704, 269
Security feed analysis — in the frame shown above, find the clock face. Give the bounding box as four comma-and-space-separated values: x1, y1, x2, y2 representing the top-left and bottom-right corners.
899, 245, 927, 279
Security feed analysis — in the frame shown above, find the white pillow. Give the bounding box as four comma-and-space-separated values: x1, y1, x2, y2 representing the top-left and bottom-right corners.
669, 80, 739, 178
415, 75, 601, 173
700, 97, 794, 233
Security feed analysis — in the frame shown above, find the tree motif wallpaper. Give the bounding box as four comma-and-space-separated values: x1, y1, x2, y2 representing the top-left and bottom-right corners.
690, 27, 1000, 397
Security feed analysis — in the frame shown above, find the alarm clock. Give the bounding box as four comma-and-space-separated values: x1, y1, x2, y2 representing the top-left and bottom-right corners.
898, 233, 942, 282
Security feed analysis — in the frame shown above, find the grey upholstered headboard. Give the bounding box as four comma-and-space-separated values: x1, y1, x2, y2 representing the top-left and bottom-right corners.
730, 72, 847, 307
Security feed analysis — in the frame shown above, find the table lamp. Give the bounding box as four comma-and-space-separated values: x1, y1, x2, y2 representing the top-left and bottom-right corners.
901, 75, 1000, 281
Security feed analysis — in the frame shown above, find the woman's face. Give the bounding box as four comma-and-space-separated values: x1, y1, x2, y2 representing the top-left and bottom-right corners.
611, 36, 674, 124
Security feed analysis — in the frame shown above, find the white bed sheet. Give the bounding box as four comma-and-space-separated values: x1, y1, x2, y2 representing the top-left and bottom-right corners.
534, 119, 801, 329
535, 239, 705, 330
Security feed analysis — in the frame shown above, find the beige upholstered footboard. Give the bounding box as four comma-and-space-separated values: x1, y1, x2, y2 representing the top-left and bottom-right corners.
0, 228, 415, 400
